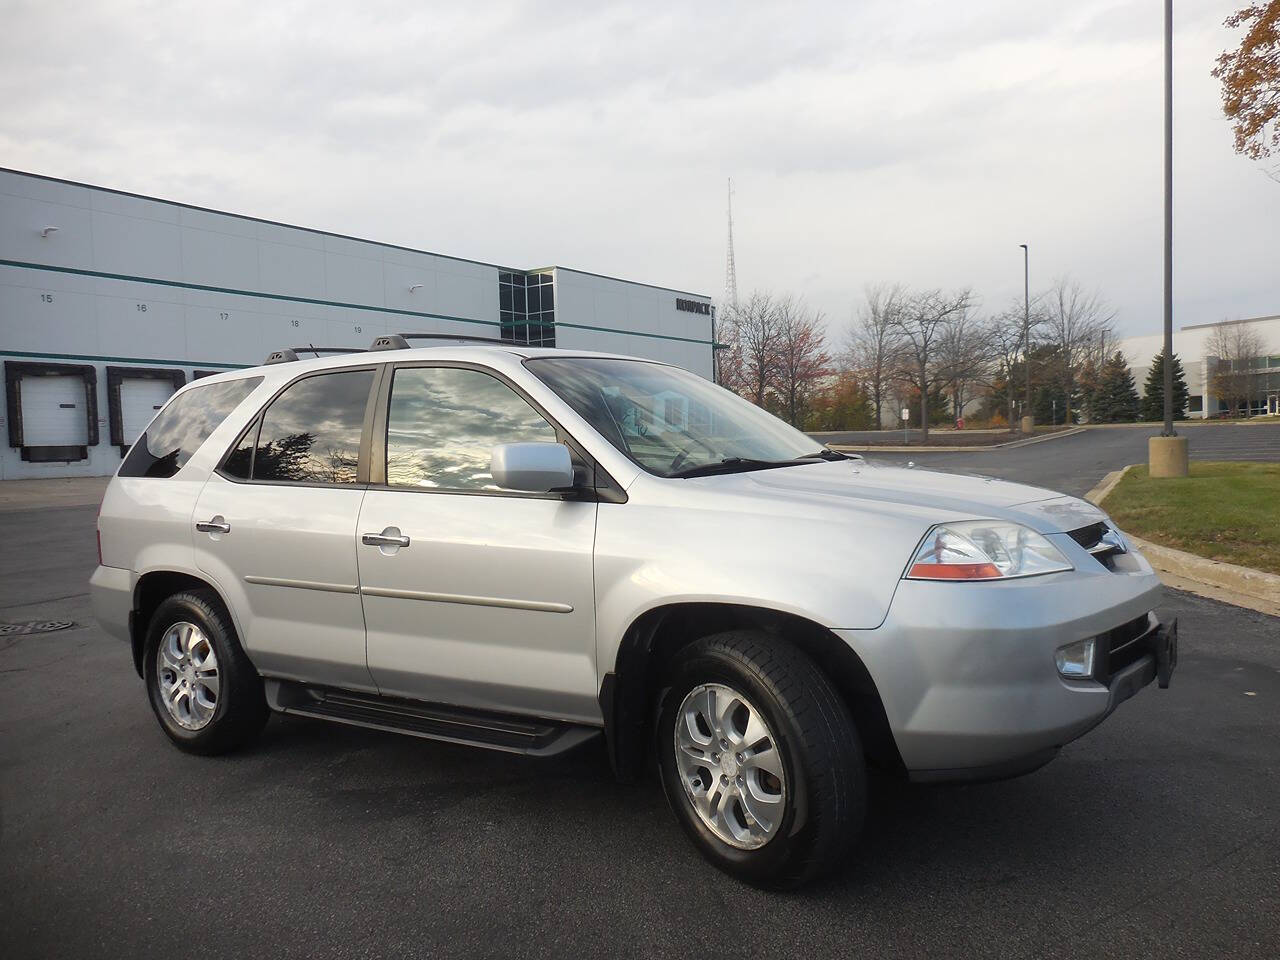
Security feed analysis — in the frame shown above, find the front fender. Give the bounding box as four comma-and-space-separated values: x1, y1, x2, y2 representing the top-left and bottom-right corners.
593, 498, 916, 676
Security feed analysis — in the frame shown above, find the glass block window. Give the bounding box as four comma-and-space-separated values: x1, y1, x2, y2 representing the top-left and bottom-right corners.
498, 272, 556, 348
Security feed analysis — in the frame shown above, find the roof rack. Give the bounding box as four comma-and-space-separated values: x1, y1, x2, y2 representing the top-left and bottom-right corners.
370, 332, 509, 351
264, 346, 367, 365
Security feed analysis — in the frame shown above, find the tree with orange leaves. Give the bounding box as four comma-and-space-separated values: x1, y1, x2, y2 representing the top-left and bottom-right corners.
1213, 3, 1280, 167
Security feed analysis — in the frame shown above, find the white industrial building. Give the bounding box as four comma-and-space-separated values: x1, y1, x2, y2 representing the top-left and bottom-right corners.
1118, 313, 1280, 419
0, 168, 715, 479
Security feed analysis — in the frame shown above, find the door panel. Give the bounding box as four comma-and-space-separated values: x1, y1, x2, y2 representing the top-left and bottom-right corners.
20, 376, 86, 445
194, 475, 373, 690
120, 379, 175, 446
192, 366, 378, 690
357, 490, 599, 721
356, 362, 600, 722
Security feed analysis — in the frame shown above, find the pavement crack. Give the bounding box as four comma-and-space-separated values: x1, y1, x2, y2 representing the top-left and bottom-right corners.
0, 591, 89, 610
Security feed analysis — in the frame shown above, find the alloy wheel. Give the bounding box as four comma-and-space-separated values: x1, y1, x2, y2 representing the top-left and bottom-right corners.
673, 682, 787, 850
156, 621, 220, 730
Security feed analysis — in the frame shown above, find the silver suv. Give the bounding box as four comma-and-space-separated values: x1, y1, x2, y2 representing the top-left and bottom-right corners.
91, 337, 1177, 888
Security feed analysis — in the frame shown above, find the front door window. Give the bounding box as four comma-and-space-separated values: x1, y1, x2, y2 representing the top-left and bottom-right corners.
384, 366, 557, 490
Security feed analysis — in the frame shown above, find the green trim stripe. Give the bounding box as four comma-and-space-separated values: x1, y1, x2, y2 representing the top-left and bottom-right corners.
0, 348, 246, 369
1, 259, 715, 347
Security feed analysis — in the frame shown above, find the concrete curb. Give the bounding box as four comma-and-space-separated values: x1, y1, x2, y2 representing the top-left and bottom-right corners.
828, 426, 1086, 454
1083, 466, 1131, 506
1085, 464, 1280, 616
1062, 419, 1279, 429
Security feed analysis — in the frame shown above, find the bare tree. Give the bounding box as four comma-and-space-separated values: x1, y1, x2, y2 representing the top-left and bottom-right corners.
981, 307, 1029, 425
888, 288, 974, 439
846, 285, 905, 429
936, 307, 995, 422
722, 292, 781, 407
1042, 278, 1117, 424
774, 296, 831, 427
1207, 321, 1266, 415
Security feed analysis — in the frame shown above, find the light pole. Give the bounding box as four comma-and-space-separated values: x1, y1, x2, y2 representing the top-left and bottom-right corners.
1019, 244, 1031, 433
1161, 0, 1174, 439
1149, 0, 1188, 476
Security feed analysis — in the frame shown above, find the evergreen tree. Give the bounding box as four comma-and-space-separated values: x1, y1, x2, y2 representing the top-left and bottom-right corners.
1034, 383, 1080, 425
1078, 357, 1103, 423
903, 384, 951, 426
1141, 352, 1189, 421
1092, 352, 1140, 423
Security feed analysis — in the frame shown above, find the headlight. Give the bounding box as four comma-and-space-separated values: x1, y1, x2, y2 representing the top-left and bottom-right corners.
905, 520, 1073, 581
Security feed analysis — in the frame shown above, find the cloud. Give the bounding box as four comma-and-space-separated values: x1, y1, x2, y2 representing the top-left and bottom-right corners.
1, 0, 1275, 341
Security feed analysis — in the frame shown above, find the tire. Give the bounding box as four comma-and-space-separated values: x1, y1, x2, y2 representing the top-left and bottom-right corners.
143, 589, 269, 755
656, 630, 866, 889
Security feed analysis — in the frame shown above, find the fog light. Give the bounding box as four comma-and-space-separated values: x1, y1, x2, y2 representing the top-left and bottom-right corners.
1055, 638, 1096, 678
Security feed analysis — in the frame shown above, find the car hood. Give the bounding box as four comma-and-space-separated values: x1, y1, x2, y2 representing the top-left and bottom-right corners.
720, 459, 1107, 535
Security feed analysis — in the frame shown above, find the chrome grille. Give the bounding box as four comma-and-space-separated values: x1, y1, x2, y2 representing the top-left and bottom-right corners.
1068, 521, 1126, 570
1068, 522, 1108, 551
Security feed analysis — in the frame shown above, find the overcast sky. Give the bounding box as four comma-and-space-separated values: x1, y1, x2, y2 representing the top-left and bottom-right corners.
2, 0, 1276, 341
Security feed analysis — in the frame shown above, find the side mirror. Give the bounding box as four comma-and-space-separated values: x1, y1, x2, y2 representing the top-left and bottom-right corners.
490, 442, 575, 492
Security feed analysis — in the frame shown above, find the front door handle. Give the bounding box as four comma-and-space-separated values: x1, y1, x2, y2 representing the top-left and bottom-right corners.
362, 530, 410, 548
196, 517, 231, 534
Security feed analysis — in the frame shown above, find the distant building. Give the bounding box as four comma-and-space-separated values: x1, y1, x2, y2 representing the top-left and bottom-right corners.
1118, 314, 1280, 418
1, 168, 713, 479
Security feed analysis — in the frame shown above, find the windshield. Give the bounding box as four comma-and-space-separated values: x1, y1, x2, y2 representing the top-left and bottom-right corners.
525, 356, 829, 478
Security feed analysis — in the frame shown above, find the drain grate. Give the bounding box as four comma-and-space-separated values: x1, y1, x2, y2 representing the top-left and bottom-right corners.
0, 620, 77, 636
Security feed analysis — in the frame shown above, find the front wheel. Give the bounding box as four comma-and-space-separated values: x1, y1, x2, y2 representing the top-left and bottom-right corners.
657, 630, 867, 888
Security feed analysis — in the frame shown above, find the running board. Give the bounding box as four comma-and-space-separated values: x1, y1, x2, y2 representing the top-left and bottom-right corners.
264, 679, 600, 757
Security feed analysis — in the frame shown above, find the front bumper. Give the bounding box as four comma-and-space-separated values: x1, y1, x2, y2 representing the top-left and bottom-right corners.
835, 565, 1174, 782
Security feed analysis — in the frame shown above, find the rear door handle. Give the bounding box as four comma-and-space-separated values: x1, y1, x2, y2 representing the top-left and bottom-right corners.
196, 517, 231, 534
362, 531, 410, 548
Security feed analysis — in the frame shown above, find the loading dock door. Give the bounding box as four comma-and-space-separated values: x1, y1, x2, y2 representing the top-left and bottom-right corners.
119, 379, 175, 448
19, 376, 88, 447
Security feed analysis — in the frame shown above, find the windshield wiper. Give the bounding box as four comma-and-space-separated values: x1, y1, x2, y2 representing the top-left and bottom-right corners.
670, 456, 815, 479
796, 449, 849, 462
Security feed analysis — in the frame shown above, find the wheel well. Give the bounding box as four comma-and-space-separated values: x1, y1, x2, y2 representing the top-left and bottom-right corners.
600, 602, 905, 783
129, 572, 221, 677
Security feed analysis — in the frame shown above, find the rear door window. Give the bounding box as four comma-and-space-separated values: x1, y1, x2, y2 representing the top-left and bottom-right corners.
242, 370, 374, 485
119, 377, 263, 479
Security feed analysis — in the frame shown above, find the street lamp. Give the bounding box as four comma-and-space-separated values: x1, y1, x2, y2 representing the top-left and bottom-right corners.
1019, 243, 1030, 433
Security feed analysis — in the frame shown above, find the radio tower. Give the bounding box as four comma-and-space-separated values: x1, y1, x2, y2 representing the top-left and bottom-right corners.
724, 178, 739, 312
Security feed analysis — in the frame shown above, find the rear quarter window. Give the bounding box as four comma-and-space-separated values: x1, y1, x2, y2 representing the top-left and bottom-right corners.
119, 377, 263, 479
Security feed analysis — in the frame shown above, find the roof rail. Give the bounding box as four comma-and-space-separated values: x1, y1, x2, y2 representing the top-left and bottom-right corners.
264, 346, 366, 365
370, 332, 509, 352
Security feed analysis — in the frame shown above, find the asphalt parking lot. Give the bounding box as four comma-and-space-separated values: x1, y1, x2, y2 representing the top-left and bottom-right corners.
2, 456, 1278, 959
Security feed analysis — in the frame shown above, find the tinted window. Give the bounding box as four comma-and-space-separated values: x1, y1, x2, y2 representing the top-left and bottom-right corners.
252, 370, 373, 484
386, 367, 556, 490
119, 377, 263, 478
222, 420, 257, 480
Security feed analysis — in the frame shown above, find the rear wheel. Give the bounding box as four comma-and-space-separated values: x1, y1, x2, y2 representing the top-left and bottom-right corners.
143, 589, 268, 755
657, 630, 866, 888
